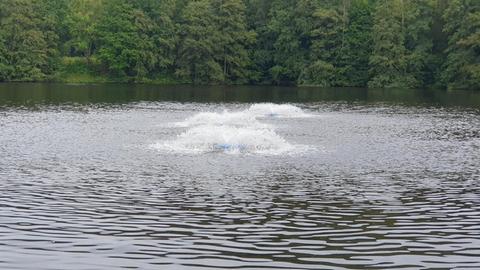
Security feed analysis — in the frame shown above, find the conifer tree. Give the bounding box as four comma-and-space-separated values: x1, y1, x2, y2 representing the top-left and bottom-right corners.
442, 0, 480, 89
369, 0, 433, 88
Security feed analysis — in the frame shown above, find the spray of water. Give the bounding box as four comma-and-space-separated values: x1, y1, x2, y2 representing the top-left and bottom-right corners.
248, 103, 311, 118
153, 103, 311, 155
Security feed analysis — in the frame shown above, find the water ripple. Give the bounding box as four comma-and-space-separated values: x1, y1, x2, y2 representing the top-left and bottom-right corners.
0, 102, 479, 269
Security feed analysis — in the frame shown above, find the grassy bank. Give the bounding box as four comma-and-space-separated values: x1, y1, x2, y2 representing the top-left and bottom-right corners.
54, 57, 184, 85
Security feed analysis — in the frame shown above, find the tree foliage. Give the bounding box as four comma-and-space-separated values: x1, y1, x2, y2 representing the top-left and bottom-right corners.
442, 0, 480, 89
0, 0, 478, 89
176, 0, 253, 84
369, 0, 434, 88
0, 0, 59, 81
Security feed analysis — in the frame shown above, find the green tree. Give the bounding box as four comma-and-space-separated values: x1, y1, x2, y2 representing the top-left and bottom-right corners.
245, 0, 273, 83
95, 0, 174, 80
176, 0, 253, 84
214, 0, 255, 83
267, 0, 314, 84
442, 0, 480, 89
135, 0, 177, 72
369, 0, 434, 88
300, 1, 344, 86
0, 35, 11, 81
176, 0, 223, 83
64, 0, 104, 58
0, 0, 59, 81
0, 0, 478, 88
337, 0, 374, 87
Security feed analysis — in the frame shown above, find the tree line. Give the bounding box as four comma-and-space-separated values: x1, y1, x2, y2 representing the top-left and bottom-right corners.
0, 0, 479, 89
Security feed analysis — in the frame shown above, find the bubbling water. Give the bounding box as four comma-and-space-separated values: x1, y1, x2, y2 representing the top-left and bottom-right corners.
154, 103, 311, 154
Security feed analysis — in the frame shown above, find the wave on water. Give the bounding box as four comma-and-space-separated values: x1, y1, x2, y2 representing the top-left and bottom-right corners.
153, 103, 311, 155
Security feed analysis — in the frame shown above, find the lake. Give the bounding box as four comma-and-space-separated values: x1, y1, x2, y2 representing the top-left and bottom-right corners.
1, 83, 479, 270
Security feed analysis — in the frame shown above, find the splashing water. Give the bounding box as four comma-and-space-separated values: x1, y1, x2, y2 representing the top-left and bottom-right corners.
156, 125, 294, 154
175, 111, 265, 128
248, 103, 311, 118
154, 103, 311, 155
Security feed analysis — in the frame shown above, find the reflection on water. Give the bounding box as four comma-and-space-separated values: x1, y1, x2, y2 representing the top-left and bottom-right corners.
0, 84, 480, 269
1, 83, 480, 107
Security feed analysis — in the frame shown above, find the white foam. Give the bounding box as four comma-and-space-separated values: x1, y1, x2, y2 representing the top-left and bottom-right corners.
247, 103, 311, 118
175, 111, 267, 128
154, 125, 294, 155
153, 103, 311, 155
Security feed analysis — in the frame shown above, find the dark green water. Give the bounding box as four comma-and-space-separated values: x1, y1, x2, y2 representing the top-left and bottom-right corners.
1, 83, 480, 107
0, 83, 479, 270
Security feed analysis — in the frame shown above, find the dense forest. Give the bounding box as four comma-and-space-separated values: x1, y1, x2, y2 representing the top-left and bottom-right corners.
0, 0, 479, 89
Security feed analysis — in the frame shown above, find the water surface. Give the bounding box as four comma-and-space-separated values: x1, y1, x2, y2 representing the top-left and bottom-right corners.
1, 84, 479, 269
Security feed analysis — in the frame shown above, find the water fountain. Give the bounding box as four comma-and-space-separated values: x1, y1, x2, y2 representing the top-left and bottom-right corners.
154, 103, 311, 154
